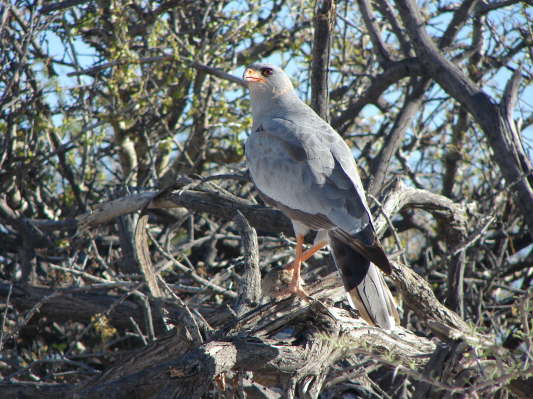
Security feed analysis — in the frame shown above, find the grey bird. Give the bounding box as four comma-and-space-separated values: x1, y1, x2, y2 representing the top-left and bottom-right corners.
243, 63, 399, 329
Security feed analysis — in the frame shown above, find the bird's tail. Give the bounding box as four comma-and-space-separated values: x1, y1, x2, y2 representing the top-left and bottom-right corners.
329, 228, 399, 329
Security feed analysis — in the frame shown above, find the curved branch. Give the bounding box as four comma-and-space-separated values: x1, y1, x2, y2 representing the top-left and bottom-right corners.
76, 189, 292, 236
373, 182, 468, 237
332, 58, 424, 133
368, 78, 430, 197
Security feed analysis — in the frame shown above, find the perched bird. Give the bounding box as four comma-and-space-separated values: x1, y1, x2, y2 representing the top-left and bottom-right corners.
243, 63, 398, 329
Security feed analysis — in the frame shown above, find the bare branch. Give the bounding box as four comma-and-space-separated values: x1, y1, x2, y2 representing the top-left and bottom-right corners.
357, 0, 391, 65
232, 211, 261, 316
311, 0, 336, 121
368, 78, 430, 197
374, 182, 468, 237
394, 0, 533, 237
332, 58, 424, 133
67, 56, 247, 87
438, 0, 480, 49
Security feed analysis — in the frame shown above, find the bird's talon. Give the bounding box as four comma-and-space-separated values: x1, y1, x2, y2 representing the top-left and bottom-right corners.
283, 262, 294, 270
273, 283, 310, 301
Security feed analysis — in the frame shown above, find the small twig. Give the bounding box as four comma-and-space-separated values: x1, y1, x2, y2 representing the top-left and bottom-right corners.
131, 290, 156, 342
129, 316, 148, 346
167, 283, 207, 294
368, 193, 408, 265
158, 275, 205, 345
450, 215, 496, 256
90, 238, 111, 270
200, 173, 249, 183
65, 282, 145, 356
39, 0, 90, 13
7, 358, 98, 382
49, 264, 114, 284
464, 365, 533, 396
0, 283, 13, 351
66, 55, 246, 88
150, 233, 237, 298
1, 289, 62, 350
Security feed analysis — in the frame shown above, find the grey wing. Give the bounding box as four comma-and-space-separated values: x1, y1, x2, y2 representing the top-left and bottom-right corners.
245, 118, 332, 216
329, 136, 373, 217
245, 117, 371, 234
322, 138, 372, 233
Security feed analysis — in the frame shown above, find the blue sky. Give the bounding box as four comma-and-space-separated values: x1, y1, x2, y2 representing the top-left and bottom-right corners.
40, 4, 532, 161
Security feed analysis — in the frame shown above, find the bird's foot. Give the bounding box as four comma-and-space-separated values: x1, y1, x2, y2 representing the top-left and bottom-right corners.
273, 280, 311, 301
282, 261, 295, 270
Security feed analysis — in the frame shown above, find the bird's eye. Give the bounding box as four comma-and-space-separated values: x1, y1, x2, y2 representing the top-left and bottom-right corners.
261, 68, 273, 77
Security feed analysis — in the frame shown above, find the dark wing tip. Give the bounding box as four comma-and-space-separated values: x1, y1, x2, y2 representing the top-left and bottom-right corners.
359, 242, 392, 274
331, 229, 392, 274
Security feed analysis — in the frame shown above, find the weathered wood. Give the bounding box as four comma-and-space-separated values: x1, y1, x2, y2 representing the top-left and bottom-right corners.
0, 182, 524, 398
76, 189, 293, 236
71, 302, 435, 398
232, 211, 261, 316
0, 282, 148, 331
0, 261, 497, 399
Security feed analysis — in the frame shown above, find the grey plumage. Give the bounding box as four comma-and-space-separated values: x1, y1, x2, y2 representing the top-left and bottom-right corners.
243, 63, 398, 329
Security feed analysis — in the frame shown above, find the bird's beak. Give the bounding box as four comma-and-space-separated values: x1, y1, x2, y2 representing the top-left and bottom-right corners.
243, 68, 265, 83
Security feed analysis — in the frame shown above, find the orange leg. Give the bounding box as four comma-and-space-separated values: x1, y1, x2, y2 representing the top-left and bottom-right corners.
299, 241, 327, 264
277, 237, 328, 298
284, 240, 327, 270
287, 235, 306, 295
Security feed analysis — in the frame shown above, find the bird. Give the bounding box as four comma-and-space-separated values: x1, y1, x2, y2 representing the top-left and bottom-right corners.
243, 63, 399, 329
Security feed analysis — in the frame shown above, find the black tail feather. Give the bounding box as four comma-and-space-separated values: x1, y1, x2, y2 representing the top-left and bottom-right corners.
329, 233, 398, 329
329, 224, 392, 274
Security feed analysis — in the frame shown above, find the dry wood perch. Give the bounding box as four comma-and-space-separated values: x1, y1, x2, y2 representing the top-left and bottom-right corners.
1, 183, 530, 398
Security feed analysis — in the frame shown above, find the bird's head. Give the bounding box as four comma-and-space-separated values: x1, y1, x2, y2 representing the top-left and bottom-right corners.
243, 63, 294, 97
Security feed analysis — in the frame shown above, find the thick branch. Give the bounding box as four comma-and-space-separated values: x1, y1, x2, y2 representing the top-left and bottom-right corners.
232, 211, 261, 316
373, 183, 468, 237
51, 303, 435, 398
311, 0, 336, 121
76, 189, 292, 236
0, 281, 150, 331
